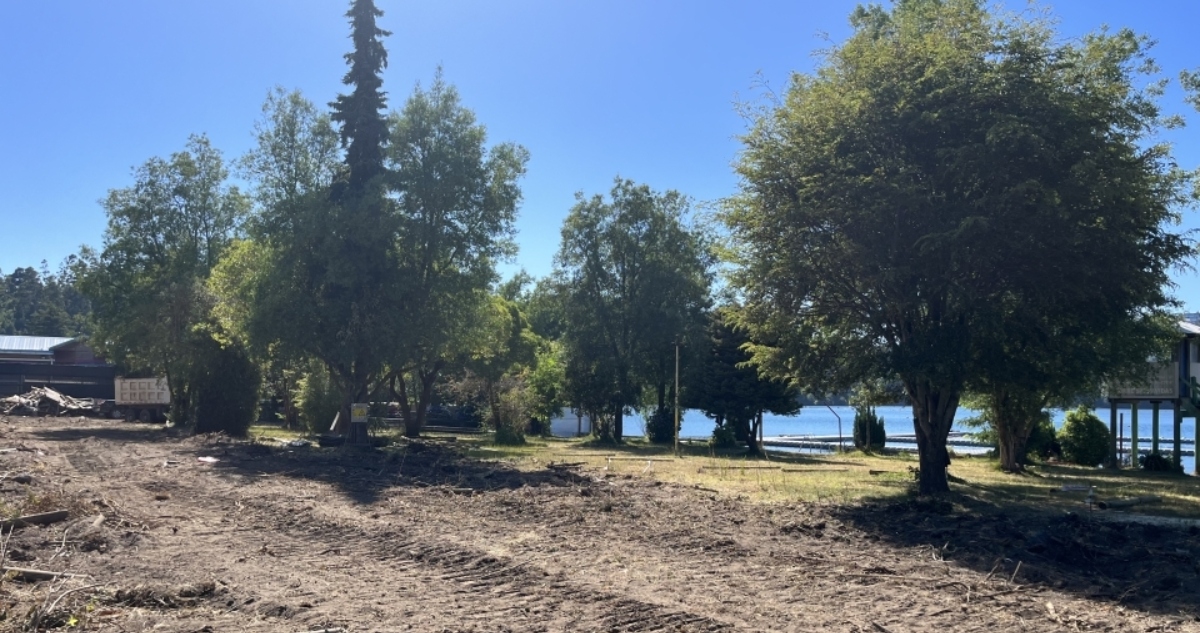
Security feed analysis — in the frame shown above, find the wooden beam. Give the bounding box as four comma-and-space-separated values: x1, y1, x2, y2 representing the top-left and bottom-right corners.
0, 510, 68, 531
1097, 495, 1162, 510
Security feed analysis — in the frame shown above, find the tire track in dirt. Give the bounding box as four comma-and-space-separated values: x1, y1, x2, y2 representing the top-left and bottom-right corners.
21, 422, 1181, 633
224, 490, 737, 632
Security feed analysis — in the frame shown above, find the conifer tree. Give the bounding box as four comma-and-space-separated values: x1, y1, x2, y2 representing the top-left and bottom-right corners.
330, 0, 391, 195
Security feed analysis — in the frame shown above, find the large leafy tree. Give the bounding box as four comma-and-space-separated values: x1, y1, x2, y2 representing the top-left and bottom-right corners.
240, 87, 342, 214
383, 74, 529, 437
231, 2, 400, 434
725, 0, 1192, 493
217, 90, 343, 429
556, 179, 712, 442
82, 135, 249, 424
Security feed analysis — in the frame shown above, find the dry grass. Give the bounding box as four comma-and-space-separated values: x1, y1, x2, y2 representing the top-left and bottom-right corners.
461, 435, 1200, 518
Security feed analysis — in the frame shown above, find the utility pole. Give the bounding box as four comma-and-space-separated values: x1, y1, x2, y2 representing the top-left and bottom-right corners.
674, 338, 681, 457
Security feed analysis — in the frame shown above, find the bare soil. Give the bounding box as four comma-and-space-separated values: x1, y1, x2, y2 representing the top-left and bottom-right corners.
0, 415, 1198, 632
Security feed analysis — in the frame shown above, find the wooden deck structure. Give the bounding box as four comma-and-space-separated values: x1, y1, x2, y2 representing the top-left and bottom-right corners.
1106, 321, 1200, 474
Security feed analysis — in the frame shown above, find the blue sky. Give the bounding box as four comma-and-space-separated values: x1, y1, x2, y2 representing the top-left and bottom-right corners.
2, 1, 1199, 307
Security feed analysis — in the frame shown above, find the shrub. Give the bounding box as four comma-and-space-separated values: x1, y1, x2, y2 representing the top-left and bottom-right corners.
646, 408, 678, 444
1057, 406, 1110, 467
852, 406, 886, 451
296, 361, 342, 434
710, 422, 737, 449
492, 374, 531, 446
1140, 451, 1183, 473
1025, 412, 1058, 462
191, 336, 260, 437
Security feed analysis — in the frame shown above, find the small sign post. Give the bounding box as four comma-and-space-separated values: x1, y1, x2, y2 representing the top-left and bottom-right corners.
348, 402, 370, 446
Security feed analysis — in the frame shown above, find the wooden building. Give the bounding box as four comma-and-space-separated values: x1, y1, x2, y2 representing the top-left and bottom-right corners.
0, 336, 115, 398
1105, 321, 1200, 474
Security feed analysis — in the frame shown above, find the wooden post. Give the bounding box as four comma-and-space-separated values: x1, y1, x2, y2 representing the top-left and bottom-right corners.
1173, 400, 1183, 471
1152, 401, 1160, 454
1108, 400, 1119, 468
674, 339, 680, 458
1130, 403, 1139, 468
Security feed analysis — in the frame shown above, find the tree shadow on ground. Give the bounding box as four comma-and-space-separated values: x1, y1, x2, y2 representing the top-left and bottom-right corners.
174, 434, 594, 505
28, 421, 185, 444
824, 480, 1200, 618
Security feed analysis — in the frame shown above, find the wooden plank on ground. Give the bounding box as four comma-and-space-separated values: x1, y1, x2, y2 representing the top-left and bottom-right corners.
0, 510, 69, 531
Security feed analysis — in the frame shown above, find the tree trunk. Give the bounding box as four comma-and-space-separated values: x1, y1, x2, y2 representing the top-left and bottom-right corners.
613, 406, 624, 443
734, 416, 750, 443
404, 364, 442, 438
997, 432, 1026, 472
908, 379, 958, 495
390, 372, 415, 434
991, 388, 1041, 473
746, 410, 764, 456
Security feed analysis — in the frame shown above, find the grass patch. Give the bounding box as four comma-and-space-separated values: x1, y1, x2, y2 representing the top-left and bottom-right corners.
455, 435, 1200, 517
248, 424, 306, 442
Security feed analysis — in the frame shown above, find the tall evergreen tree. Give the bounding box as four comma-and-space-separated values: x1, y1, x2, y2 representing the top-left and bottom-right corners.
330, 0, 390, 196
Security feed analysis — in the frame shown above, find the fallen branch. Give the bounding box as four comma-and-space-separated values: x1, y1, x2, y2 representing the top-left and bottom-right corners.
697, 465, 780, 471
1097, 496, 1162, 510
0, 510, 69, 531
33, 583, 108, 629
2, 566, 86, 582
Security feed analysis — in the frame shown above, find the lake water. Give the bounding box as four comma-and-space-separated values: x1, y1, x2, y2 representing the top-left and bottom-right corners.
554, 405, 1198, 474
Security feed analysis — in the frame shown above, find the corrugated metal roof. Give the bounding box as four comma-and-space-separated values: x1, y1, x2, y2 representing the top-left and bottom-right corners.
1179, 321, 1200, 336
0, 336, 75, 355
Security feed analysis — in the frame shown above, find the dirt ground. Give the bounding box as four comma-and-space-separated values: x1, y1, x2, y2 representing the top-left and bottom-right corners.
0, 416, 1197, 632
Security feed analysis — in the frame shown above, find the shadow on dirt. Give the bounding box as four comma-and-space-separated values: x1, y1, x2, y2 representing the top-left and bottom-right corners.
825, 490, 1200, 618
29, 422, 186, 444
177, 435, 594, 505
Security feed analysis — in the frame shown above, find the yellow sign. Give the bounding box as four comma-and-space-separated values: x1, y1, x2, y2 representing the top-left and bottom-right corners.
351, 403, 369, 424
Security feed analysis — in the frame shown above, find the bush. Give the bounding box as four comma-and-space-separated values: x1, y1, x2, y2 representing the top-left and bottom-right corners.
852, 406, 886, 451
1057, 406, 1110, 467
1025, 412, 1057, 461
1140, 451, 1183, 473
710, 422, 737, 449
492, 375, 532, 446
646, 408, 678, 444
191, 336, 261, 437
296, 361, 342, 434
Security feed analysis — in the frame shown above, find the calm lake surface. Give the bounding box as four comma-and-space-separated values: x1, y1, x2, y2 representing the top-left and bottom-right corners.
604, 405, 1198, 474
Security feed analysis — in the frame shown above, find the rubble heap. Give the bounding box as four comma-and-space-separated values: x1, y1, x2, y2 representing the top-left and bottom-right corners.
0, 386, 98, 416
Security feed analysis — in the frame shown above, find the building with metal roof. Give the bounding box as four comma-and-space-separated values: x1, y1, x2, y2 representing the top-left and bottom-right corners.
0, 336, 76, 363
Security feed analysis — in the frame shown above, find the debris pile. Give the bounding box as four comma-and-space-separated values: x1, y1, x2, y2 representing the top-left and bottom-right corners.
0, 386, 98, 416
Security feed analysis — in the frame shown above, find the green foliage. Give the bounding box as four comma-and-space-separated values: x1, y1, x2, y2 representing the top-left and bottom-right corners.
710, 423, 737, 449
491, 374, 533, 446
527, 341, 567, 428
296, 361, 343, 434
330, 0, 391, 194
383, 73, 529, 436
191, 333, 261, 437
1057, 407, 1111, 467
852, 406, 886, 452
239, 87, 341, 213
645, 408, 677, 444
0, 261, 92, 337
1140, 451, 1183, 473
1025, 414, 1058, 462
723, 0, 1191, 493
688, 308, 799, 438
81, 135, 249, 426
556, 179, 713, 441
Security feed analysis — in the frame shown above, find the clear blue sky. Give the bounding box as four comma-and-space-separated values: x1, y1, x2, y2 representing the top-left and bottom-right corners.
2, 1, 1199, 307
